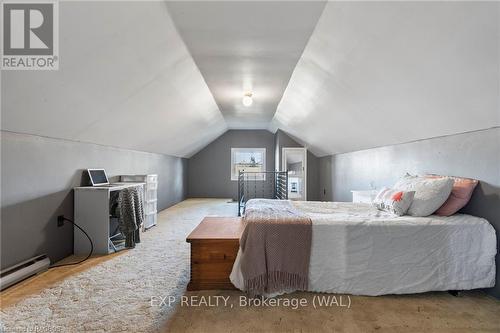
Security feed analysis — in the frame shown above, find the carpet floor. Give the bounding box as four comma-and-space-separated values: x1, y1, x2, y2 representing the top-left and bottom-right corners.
1, 199, 499, 333
0, 199, 236, 333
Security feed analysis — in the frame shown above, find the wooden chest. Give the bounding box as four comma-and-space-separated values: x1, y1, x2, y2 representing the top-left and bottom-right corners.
186, 217, 244, 291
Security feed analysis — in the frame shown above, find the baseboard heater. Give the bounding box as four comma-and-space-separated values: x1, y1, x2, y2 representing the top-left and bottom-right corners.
0, 254, 50, 290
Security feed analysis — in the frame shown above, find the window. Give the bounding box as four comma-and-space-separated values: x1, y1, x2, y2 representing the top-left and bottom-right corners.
231, 148, 266, 181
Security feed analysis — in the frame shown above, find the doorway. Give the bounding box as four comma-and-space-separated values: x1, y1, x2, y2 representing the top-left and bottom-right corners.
282, 147, 307, 201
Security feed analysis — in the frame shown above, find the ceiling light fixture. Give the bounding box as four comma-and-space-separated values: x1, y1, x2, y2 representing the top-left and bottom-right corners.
242, 92, 253, 107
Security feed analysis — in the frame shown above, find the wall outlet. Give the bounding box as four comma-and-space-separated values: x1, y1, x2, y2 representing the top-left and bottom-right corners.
57, 215, 65, 227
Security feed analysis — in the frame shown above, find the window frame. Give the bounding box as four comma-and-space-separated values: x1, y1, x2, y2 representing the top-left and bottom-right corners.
230, 147, 266, 181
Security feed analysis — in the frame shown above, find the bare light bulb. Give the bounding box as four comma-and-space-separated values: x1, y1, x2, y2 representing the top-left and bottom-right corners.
242, 93, 253, 107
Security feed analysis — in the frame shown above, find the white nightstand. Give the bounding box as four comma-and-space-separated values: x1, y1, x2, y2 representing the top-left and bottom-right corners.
351, 190, 377, 204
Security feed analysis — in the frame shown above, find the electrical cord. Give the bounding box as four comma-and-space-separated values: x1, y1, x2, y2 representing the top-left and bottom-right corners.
49, 216, 94, 268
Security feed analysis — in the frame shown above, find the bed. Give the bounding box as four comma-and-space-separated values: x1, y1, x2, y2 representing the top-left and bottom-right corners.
230, 200, 497, 296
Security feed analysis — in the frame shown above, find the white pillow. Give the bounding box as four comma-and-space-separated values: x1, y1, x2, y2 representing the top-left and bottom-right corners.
393, 176, 454, 217
373, 187, 415, 216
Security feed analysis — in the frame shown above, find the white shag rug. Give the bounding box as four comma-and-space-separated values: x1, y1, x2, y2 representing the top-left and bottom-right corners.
1, 199, 236, 333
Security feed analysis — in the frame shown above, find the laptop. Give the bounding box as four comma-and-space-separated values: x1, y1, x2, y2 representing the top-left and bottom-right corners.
87, 169, 116, 187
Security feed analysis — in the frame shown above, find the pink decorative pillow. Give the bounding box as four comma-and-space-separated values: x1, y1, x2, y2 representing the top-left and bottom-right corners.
425, 175, 478, 216
373, 187, 415, 216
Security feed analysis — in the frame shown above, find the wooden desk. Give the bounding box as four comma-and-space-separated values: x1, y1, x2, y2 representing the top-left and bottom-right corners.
186, 217, 243, 290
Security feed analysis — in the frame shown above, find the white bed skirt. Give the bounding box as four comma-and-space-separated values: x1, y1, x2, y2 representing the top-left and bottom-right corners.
230, 202, 496, 296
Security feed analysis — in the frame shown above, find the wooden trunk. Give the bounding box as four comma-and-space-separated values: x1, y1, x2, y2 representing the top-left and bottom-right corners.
186, 217, 244, 290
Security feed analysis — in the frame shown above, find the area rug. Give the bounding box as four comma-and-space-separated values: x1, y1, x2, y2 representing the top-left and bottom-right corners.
0, 199, 236, 333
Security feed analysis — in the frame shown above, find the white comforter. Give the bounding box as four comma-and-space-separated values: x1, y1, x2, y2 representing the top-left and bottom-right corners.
230, 202, 497, 296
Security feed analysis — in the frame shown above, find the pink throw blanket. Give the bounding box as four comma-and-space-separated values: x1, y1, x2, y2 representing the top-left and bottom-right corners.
239, 199, 312, 295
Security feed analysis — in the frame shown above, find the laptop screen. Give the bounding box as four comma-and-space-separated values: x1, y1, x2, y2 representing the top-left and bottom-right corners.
88, 169, 109, 186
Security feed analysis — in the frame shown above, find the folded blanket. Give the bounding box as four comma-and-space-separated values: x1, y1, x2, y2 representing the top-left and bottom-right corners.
240, 199, 312, 296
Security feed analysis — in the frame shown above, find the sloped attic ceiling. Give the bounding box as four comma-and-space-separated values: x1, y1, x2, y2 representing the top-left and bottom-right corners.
166, 1, 326, 129
1, 1, 226, 158
2, 1, 498, 158
270, 1, 500, 156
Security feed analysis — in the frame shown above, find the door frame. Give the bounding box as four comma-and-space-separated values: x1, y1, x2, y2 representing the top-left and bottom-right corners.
282, 147, 307, 201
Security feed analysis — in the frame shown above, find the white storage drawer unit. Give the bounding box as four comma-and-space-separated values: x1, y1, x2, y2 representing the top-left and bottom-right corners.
146, 189, 157, 201
146, 200, 157, 215
147, 175, 158, 183
121, 174, 158, 230
145, 214, 157, 230
351, 190, 377, 204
